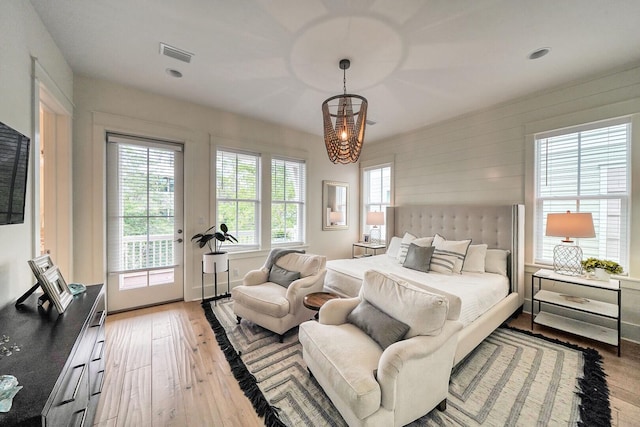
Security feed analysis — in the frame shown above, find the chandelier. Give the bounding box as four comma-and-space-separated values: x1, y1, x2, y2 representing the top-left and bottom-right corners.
322, 59, 368, 164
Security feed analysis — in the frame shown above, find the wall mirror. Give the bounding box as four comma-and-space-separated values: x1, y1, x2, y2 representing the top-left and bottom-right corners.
323, 181, 348, 230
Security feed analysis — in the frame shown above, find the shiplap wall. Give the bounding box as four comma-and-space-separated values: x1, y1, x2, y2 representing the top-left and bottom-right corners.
361, 62, 640, 342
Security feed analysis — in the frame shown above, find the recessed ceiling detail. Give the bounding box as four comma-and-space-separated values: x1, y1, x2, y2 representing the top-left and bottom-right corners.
160, 42, 193, 63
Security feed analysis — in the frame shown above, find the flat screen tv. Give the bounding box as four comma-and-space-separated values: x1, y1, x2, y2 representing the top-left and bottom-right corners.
0, 121, 30, 225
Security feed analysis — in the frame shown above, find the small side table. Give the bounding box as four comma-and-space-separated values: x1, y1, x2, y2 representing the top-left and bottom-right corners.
303, 291, 341, 319
352, 242, 386, 258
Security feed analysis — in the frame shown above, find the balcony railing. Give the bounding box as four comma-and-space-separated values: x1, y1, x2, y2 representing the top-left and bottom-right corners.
122, 234, 174, 270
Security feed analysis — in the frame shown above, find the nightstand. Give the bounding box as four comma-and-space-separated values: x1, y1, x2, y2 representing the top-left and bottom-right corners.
352, 242, 386, 258
531, 269, 621, 356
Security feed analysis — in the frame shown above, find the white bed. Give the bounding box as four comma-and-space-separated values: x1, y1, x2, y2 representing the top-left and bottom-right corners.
325, 204, 524, 365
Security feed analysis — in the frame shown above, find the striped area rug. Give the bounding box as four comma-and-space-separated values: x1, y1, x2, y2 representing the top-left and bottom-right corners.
203, 299, 610, 427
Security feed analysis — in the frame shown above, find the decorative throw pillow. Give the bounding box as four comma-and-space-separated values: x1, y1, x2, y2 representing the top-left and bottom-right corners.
403, 244, 435, 273
485, 249, 510, 276
347, 300, 410, 349
430, 234, 471, 274
463, 244, 488, 273
268, 264, 301, 288
385, 236, 402, 258
395, 232, 417, 264
412, 236, 434, 247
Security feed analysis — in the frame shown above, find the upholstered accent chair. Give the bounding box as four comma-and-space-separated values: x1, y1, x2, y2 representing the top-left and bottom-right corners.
232, 252, 327, 342
299, 270, 463, 427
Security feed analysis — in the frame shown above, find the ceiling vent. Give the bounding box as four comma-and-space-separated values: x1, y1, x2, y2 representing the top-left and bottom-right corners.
159, 43, 193, 63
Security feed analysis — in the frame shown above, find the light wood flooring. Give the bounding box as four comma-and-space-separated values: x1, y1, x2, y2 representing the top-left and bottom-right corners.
95, 301, 640, 427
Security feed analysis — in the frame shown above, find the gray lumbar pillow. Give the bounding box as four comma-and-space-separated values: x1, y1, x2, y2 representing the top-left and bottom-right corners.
268, 264, 301, 288
403, 243, 435, 273
347, 300, 410, 349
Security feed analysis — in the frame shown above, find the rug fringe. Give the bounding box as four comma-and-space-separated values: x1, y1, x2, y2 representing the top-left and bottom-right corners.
501, 325, 611, 427
202, 301, 287, 427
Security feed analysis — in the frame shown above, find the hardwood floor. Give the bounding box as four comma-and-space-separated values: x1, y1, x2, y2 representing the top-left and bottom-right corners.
93, 301, 262, 427
95, 301, 640, 427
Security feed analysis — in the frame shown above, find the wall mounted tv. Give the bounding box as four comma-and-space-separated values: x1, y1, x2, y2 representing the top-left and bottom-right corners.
0, 121, 30, 225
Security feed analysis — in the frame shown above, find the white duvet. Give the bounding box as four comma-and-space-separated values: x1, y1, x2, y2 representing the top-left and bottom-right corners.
326, 254, 509, 326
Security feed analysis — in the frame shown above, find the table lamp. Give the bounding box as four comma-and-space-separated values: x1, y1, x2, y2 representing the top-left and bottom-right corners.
545, 211, 595, 276
366, 212, 384, 244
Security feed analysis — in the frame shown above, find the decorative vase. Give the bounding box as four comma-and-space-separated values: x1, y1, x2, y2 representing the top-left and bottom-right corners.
594, 267, 611, 282
203, 252, 229, 273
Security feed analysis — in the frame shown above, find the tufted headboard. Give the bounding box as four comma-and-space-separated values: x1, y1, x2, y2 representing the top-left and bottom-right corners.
386, 204, 525, 303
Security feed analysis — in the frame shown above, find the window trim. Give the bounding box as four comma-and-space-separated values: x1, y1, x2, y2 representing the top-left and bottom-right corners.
532, 117, 631, 269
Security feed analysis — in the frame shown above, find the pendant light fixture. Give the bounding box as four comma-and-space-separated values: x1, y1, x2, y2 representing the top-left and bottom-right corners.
322, 59, 368, 164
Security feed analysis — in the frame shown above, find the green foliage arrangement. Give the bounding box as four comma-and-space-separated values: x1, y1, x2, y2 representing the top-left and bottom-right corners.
191, 223, 237, 254
581, 257, 623, 275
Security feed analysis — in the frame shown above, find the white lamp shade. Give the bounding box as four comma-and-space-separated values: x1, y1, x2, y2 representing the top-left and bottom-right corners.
545, 211, 595, 241
366, 211, 384, 226
330, 211, 344, 223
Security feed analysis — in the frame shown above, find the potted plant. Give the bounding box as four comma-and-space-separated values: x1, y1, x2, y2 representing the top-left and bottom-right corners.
581, 257, 623, 281
192, 223, 237, 273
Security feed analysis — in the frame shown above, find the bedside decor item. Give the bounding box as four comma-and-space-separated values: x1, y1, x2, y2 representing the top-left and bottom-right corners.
40, 267, 74, 314
366, 211, 384, 244
321, 59, 368, 164
581, 257, 623, 281
545, 211, 595, 276
191, 223, 237, 274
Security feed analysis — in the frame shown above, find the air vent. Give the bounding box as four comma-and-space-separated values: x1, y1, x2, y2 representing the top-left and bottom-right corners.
159, 43, 193, 63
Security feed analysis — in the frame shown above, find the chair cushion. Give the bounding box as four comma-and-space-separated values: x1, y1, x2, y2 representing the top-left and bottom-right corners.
361, 270, 449, 338
268, 264, 300, 288
276, 253, 322, 277
299, 321, 382, 420
232, 283, 289, 318
347, 300, 409, 349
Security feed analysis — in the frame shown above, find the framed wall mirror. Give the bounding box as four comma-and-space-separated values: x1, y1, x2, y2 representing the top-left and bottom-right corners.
323, 180, 348, 230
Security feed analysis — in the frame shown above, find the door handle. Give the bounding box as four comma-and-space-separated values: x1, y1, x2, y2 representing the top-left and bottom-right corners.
177, 229, 183, 234
175, 238, 183, 243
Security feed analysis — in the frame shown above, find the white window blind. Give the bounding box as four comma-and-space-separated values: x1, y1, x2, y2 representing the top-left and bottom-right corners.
216, 149, 260, 250
534, 118, 630, 269
363, 165, 391, 241
107, 134, 180, 274
272, 157, 305, 245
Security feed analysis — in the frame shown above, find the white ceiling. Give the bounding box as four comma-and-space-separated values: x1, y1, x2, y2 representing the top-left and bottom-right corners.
30, 0, 640, 142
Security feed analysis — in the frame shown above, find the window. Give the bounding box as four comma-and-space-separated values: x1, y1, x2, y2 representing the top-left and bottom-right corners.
534, 118, 630, 269
216, 149, 260, 250
362, 164, 391, 242
272, 157, 305, 245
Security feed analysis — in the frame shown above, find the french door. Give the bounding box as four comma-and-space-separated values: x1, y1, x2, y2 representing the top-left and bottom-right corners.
106, 133, 184, 312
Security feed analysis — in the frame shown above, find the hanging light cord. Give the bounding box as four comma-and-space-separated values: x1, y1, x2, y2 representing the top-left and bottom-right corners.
343, 68, 347, 95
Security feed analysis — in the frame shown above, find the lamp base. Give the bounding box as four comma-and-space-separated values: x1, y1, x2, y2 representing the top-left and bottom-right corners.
370, 227, 381, 245
553, 244, 583, 276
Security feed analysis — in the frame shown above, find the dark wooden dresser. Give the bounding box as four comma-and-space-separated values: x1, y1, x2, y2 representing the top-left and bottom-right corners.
0, 284, 106, 426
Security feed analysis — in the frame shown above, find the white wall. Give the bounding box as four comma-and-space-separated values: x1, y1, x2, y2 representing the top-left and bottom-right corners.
72, 76, 359, 302
361, 62, 640, 342
0, 1, 73, 309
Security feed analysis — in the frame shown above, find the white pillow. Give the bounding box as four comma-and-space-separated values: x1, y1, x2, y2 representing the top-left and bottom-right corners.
463, 244, 488, 273
485, 249, 510, 276
430, 234, 471, 274
386, 236, 402, 258
413, 236, 434, 247
396, 232, 417, 264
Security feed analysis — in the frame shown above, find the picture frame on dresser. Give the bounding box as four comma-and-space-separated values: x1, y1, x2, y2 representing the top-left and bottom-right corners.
39, 266, 74, 314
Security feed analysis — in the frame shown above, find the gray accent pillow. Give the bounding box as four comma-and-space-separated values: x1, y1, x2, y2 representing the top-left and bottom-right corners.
347, 300, 410, 349
268, 264, 301, 288
403, 243, 435, 273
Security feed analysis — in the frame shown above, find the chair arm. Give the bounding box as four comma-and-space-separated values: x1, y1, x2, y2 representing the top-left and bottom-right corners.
285, 269, 327, 313
377, 320, 463, 410
243, 268, 269, 286
318, 297, 360, 325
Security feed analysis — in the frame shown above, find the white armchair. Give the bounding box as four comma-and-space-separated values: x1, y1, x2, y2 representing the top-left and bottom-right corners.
299, 270, 463, 427
232, 252, 327, 342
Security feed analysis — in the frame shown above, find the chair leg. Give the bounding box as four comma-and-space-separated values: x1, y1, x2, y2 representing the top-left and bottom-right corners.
278, 334, 284, 343
236, 316, 241, 324
307, 368, 314, 378
437, 399, 447, 412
